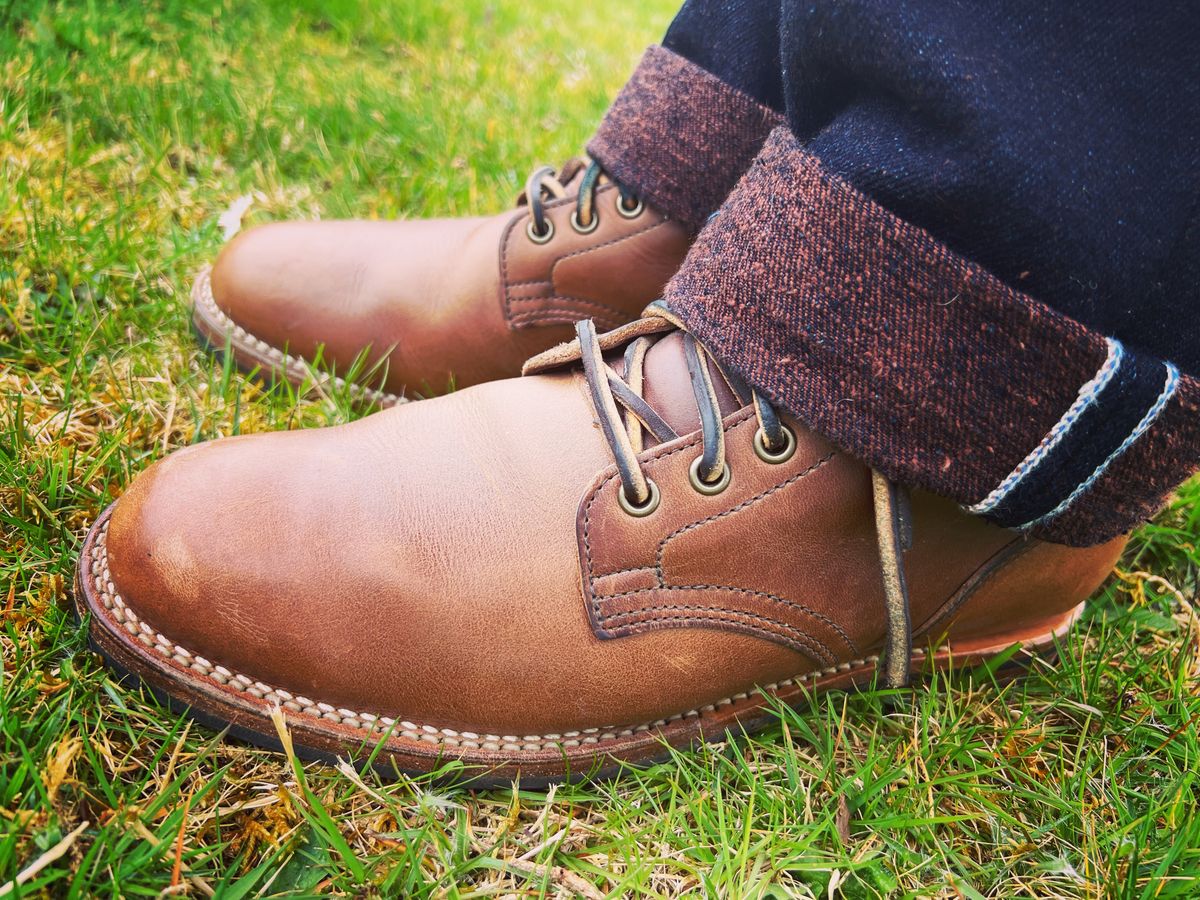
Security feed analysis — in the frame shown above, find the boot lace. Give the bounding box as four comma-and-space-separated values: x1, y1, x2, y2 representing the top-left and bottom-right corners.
520, 158, 643, 243
556, 305, 914, 689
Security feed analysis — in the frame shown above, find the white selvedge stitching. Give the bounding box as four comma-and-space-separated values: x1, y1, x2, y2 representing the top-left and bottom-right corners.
192, 269, 405, 408
967, 337, 1123, 515
89, 520, 891, 753
1023, 360, 1181, 530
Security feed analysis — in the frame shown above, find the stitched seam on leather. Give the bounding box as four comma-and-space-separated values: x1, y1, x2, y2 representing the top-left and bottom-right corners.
510, 294, 624, 308
506, 285, 655, 326
656, 450, 836, 569
88, 517, 903, 753
601, 603, 836, 665
604, 614, 830, 664
648, 450, 857, 653
915, 538, 1040, 639
516, 218, 671, 326
597, 584, 847, 660
513, 312, 628, 326
192, 268, 403, 407
506, 288, 644, 326
500, 183, 669, 327
510, 302, 629, 322
511, 315, 627, 332
497, 203, 521, 326
544, 216, 670, 268
593, 564, 658, 581
581, 407, 757, 628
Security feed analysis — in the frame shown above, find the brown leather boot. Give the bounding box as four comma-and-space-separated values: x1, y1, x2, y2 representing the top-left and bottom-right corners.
192, 160, 692, 404
78, 306, 1126, 784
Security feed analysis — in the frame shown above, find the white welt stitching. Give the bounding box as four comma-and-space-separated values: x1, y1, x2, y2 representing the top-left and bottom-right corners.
191, 268, 405, 409
89, 520, 889, 752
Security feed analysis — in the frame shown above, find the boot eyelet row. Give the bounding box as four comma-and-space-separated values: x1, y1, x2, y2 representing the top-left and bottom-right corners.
616, 195, 644, 219
618, 478, 660, 517
618, 427, 792, 518
526, 218, 555, 244
570, 210, 599, 235
753, 425, 797, 464
688, 457, 731, 495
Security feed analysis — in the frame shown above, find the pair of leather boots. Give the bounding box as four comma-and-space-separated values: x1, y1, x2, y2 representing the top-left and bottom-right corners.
77, 159, 1126, 783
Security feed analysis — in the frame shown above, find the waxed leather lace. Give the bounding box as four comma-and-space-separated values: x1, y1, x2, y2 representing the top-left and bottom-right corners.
572, 304, 914, 689
522, 159, 640, 238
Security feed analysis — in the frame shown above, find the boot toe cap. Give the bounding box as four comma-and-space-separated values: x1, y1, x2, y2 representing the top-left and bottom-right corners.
203, 217, 499, 391
208, 221, 339, 350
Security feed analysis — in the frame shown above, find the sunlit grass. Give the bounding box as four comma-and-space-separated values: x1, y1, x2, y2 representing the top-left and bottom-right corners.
2, 1, 1198, 895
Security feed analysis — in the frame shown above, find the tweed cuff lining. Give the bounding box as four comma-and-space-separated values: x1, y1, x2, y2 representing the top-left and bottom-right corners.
665, 127, 1199, 546
587, 45, 784, 231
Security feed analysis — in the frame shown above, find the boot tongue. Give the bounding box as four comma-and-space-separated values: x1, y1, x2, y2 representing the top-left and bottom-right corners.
557, 158, 585, 189
559, 156, 617, 193
516, 158, 590, 207
637, 331, 743, 440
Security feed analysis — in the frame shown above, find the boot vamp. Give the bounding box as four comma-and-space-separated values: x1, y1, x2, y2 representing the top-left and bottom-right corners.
104, 372, 810, 734
209, 216, 538, 393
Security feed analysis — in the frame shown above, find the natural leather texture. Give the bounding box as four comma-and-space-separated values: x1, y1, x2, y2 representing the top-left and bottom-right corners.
205, 185, 690, 396
99, 332, 1126, 742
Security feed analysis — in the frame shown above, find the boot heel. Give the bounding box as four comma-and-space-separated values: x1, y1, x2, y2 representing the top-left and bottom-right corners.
913, 599, 1081, 682
914, 536, 1125, 659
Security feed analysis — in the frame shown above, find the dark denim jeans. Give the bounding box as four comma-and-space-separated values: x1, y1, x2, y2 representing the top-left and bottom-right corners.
664, 0, 1200, 376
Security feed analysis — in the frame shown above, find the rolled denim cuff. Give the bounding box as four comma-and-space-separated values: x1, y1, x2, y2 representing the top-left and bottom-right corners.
666, 127, 1200, 546
587, 45, 784, 231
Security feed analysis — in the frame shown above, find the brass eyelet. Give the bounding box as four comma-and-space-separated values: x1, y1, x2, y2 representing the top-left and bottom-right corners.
616, 195, 644, 219
688, 457, 730, 495
570, 209, 599, 234
753, 425, 796, 464
526, 217, 555, 244
617, 478, 660, 517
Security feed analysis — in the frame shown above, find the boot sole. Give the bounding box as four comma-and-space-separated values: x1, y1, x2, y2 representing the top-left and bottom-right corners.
75, 504, 1079, 787
190, 267, 404, 408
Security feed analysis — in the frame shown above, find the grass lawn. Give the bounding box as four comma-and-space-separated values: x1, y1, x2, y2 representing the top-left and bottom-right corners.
2, 0, 1199, 896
